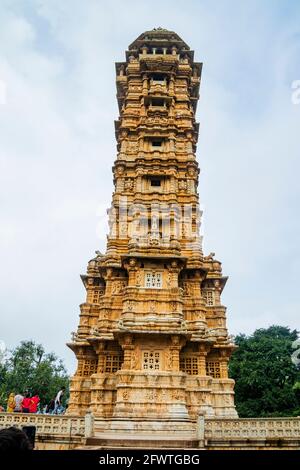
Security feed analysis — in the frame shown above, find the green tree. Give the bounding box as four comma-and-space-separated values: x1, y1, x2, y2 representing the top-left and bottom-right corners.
0, 340, 69, 410
229, 325, 300, 417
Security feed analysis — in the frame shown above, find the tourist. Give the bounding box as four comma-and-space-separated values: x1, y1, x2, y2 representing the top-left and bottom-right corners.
45, 399, 55, 414
29, 393, 40, 413
14, 392, 24, 413
54, 386, 65, 414
22, 392, 32, 413
6, 393, 15, 412
0, 405, 5, 412
0, 427, 32, 451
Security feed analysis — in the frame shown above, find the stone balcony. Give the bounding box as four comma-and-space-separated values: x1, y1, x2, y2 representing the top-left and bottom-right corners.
148, 83, 168, 95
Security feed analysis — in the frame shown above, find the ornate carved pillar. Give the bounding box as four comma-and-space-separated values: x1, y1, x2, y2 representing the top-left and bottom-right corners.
142, 74, 148, 95
169, 75, 175, 95
95, 341, 105, 374
119, 334, 134, 370
136, 170, 143, 192
213, 279, 222, 304
198, 355, 207, 376
170, 335, 185, 371
123, 257, 138, 287
169, 260, 181, 288
219, 349, 229, 378
198, 343, 209, 376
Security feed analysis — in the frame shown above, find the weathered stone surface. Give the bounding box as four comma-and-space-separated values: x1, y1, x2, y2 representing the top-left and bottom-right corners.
67, 28, 238, 432
0, 412, 85, 450
1, 413, 299, 449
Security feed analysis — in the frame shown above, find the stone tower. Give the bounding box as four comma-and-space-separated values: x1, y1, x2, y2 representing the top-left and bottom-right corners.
67, 28, 237, 431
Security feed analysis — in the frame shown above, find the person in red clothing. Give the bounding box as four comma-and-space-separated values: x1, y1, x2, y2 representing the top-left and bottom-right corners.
22, 393, 32, 413
29, 394, 40, 413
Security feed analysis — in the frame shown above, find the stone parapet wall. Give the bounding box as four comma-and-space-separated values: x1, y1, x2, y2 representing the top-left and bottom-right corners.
1, 412, 300, 449
0, 413, 85, 450
204, 417, 300, 449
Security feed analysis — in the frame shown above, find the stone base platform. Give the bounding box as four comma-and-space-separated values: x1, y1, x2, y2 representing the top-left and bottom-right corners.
79, 416, 200, 449
82, 434, 200, 449
93, 417, 197, 437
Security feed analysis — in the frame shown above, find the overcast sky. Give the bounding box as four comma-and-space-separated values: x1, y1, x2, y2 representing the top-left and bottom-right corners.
0, 0, 300, 373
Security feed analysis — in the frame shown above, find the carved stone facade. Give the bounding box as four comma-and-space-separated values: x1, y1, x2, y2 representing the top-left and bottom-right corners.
67, 28, 238, 429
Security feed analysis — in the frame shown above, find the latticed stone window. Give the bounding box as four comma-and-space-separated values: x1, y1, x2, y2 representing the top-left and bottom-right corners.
180, 355, 199, 375
206, 361, 221, 378
143, 351, 160, 370
104, 354, 123, 373
92, 289, 100, 304
78, 358, 98, 377
203, 289, 215, 306
145, 272, 162, 289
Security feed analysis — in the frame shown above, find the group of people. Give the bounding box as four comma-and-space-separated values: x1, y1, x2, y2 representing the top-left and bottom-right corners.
7, 392, 39, 413
3, 387, 66, 415
44, 387, 66, 415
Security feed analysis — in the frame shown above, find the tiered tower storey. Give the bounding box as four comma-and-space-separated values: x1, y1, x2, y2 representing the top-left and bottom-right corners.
67, 29, 237, 428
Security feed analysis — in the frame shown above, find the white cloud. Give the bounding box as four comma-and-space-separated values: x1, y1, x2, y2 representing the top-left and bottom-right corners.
0, 0, 300, 372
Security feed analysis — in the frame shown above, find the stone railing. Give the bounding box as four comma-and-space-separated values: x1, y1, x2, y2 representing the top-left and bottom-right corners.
203, 417, 300, 449
1, 412, 300, 449
0, 413, 85, 450
205, 417, 300, 438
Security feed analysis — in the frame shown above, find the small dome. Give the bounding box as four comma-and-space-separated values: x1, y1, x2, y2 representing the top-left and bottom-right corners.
128, 28, 190, 51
